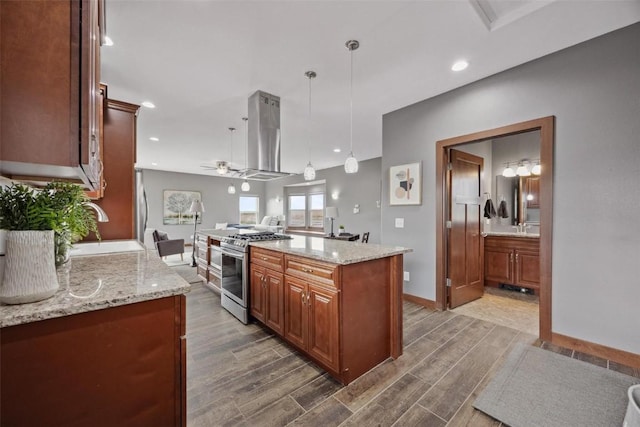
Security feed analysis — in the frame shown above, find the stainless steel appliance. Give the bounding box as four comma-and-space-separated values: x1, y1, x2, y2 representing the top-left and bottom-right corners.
220, 232, 292, 324
134, 168, 148, 245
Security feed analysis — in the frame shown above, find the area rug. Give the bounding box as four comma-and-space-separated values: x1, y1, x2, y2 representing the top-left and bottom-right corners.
170, 264, 201, 284
474, 343, 638, 427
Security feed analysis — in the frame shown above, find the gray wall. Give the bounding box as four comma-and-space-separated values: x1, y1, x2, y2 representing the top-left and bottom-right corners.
382, 23, 640, 354
265, 158, 383, 243
142, 169, 266, 242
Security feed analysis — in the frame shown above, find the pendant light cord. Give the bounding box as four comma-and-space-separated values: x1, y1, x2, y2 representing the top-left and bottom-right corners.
349, 46, 353, 155
308, 74, 312, 161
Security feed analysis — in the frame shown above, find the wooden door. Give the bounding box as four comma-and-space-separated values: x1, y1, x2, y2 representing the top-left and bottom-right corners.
264, 271, 284, 336
249, 265, 266, 323
307, 284, 340, 373
448, 149, 484, 308
284, 276, 307, 349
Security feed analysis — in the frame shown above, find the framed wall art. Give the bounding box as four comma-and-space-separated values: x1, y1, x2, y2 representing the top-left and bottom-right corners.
163, 190, 202, 225
389, 162, 421, 205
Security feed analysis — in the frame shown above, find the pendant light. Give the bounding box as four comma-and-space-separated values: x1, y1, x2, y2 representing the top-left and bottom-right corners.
241, 117, 250, 191
303, 70, 317, 181
344, 40, 359, 174
502, 162, 516, 177
227, 127, 236, 195
531, 162, 541, 175
516, 162, 531, 177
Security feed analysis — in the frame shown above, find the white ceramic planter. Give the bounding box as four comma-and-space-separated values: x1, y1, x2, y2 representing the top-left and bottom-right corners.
0, 230, 59, 304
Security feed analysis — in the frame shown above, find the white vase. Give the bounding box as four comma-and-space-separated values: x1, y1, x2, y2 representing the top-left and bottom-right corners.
0, 230, 59, 304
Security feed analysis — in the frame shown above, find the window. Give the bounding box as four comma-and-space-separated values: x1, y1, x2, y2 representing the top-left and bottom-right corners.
239, 196, 259, 224
286, 186, 325, 232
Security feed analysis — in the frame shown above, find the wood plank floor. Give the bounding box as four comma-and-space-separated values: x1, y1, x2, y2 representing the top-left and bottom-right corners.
185, 282, 637, 426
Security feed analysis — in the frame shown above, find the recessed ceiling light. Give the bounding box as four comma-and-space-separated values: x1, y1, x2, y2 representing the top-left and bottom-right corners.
151, 162, 158, 166
451, 60, 469, 72
333, 148, 341, 153
141, 101, 156, 109
149, 137, 159, 141
104, 36, 114, 46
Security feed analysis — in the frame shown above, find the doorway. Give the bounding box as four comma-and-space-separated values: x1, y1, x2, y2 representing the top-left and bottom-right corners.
435, 117, 554, 341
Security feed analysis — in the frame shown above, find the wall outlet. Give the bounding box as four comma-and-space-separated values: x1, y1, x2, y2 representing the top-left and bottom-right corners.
395, 218, 404, 228
403, 271, 410, 281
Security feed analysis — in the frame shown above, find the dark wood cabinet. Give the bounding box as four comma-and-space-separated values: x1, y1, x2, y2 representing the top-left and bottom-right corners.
250, 247, 403, 385
0, 0, 104, 189
484, 236, 540, 290
1, 296, 187, 427
86, 98, 139, 240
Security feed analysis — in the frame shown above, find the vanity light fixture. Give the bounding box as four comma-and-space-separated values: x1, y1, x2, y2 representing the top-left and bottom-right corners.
531, 162, 541, 175
516, 162, 531, 177
502, 163, 516, 177
141, 101, 156, 109
303, 71, 317, 181
344, 40, 359, 174
241, 117, 250, 191
451, 60, 469, 71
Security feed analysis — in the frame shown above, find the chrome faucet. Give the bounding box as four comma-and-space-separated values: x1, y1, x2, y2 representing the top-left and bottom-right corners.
84, 202, 109, 222
512, 223, 531, 234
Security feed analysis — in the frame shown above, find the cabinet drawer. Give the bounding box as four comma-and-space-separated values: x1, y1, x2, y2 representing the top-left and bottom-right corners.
196, 261, 207, 281
207, 267, 221, 290
251, 247, 284, 272
285, 256, 338, 288
195, 234, 209, 245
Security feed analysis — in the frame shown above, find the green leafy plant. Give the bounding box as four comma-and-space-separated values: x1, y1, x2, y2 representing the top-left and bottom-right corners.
0, 182, 100, 265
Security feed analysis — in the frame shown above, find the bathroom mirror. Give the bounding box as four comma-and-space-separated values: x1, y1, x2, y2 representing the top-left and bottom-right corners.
495, 175, 540, 225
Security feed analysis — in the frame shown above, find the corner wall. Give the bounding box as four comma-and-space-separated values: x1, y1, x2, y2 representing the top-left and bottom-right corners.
382, 23, 640, 354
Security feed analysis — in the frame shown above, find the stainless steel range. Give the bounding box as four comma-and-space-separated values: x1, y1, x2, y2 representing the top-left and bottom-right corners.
219, 232, 292, 323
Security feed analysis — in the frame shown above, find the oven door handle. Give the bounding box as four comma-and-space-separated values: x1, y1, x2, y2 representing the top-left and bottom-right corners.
221, 249, 245, 260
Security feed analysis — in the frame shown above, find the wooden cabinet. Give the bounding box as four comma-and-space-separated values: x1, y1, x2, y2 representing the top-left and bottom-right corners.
484, 236, 540, 290
523, 176, 540, 209
1, 296, 187, 427
0, 0, 104, 189
251, 264, 285, 335
284, 275, 339, 373
250, 247, 285, 335
249, 247, 403, 385
84, 97, 139, 241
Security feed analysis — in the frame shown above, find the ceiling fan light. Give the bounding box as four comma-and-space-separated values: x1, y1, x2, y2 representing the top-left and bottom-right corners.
227, 183, 236, 194
304, 162, 316, 181
344, 152, 359, 174
516, 164, 531, 176
241, 180, 250, 192
531, 163, 541, 175
502, 166, 516, 177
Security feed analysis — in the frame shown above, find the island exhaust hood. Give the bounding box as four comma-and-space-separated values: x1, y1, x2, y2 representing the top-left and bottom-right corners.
240, 90, 293, 181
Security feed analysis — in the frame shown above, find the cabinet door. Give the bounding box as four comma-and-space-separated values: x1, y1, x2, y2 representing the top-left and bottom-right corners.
249, 265, 266, 323
307, 284, 340, 373
484, 247, 513, 283
264, 271, 284, 336
284, 277, 307, 350
515, 250, 540, 288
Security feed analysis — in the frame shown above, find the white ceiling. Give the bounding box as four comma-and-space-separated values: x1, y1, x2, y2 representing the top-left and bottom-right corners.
101, 1, 640, 178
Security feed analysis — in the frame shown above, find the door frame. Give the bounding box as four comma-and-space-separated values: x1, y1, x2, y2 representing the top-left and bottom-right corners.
435, 116, 554, 341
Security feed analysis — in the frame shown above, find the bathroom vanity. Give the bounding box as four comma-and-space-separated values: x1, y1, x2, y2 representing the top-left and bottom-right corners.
484, 233, 540, 292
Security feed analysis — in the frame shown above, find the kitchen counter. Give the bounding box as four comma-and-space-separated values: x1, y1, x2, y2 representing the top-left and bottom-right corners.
250, 234, 412, 265
0, 250, 190, 328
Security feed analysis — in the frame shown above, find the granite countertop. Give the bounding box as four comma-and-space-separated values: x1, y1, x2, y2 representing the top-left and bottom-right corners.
249, 235, 412, 265
0, 250, 190, 328
198, 229, 241, 238
482, 231, 540, 238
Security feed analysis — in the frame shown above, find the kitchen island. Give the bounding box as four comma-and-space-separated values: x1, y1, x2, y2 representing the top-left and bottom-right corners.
0, 250, 190, 427
249, 235, 412, 385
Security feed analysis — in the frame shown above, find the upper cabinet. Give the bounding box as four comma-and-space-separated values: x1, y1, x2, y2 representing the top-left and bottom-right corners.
0, 0, 103, 190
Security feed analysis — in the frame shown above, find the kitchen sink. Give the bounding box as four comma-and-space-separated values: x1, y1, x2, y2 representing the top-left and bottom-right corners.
70, 240, 146, 257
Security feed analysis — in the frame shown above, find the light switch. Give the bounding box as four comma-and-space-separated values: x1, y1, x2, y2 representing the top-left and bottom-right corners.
403, 271, 410, 281
395, 218, 404, 228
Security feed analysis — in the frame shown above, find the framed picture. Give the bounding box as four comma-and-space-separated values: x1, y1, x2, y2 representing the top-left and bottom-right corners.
163, 190, 202, 225
389, 162, 422, 205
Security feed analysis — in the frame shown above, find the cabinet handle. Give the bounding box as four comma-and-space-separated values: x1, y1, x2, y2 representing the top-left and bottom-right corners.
301, 267, 314, 273
307, 294, 310, 304
510, 253, 513, 263
515, 253, 519, 263
261, 257, 268, 261
301, 292, 306, 305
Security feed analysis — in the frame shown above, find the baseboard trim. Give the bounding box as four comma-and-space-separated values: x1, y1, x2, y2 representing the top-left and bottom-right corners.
403, 293, 437, 310
552, 332, 640, 369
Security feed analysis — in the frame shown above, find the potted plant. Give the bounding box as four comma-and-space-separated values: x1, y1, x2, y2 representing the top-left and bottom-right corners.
0, 182, 99, 304
338, 225, 345, 235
